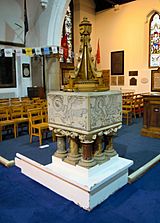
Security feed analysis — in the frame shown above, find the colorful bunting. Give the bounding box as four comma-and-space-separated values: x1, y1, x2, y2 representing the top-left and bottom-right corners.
25, 48, 33, 56
51, 46, 58, 54
59, 47, 63, 55
43, 47, 50, 55
0, 44, 73, 64
4, 48, 13, 57
0, 49, 2, 57
35, 47, 42, 55
16, 48, 22, 57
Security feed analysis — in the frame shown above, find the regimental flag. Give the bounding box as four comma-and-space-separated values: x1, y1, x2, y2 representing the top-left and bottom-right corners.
4, 48, 13, 57
51, 46, 58, 54
61, 34, 68, 60
24, 0, 29, 44
96, 39, 100, 64
35, 47, 42, 55
25, 48, 33, 56
16, 48, 22, 57
43, 47, 50, 55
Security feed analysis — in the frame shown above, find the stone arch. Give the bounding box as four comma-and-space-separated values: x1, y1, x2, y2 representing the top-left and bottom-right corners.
146, 9, 160, 23
47, 0, 71, 46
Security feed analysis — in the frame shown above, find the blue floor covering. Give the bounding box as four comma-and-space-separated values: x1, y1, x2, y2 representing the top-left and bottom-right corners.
0, 117, 160, 174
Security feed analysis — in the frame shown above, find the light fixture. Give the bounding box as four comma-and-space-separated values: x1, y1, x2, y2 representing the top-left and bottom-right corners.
40, 0, 48, 9
114, 4, 119, 11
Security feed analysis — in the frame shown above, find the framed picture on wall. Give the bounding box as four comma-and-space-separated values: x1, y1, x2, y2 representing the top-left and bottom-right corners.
22, 63, 30, 78
111, 50, 124, 75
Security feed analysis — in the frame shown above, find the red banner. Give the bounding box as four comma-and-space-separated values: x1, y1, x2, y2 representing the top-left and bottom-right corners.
96, 39, 100, 64
61, 34, 68, 60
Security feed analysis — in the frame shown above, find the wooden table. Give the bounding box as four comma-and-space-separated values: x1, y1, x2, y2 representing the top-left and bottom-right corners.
141, 93, 160, 138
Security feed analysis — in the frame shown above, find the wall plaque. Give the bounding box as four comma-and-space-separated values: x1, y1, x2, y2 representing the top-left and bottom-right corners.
151, 68, 160, 92
111, 51, 124, 75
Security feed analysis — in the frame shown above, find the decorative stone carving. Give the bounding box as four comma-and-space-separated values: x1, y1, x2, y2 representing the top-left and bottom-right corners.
48, 91, 122, 134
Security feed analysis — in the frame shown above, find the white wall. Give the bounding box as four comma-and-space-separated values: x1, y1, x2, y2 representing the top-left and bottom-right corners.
0, 0, 160, 97
95, 0, 160, 93
26, 0, 71, 47
0, 0, 24, 44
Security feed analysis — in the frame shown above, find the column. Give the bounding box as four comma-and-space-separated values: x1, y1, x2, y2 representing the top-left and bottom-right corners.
64, 136, 81, 165
93, 133, 108, 164
53, 133, 67, 159
104, 134, 117, 158
78, 136, 96, 168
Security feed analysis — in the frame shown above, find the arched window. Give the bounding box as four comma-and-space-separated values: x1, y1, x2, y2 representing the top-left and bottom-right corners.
61, 0, 73, 64
149, 12, 160, 67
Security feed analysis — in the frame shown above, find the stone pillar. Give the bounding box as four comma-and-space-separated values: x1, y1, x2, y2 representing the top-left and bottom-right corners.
78, 136, 96, 168
64, 136, 81, 165
104, 134, 117, 158
54, 134, 67, 159
93, 133, 107, 164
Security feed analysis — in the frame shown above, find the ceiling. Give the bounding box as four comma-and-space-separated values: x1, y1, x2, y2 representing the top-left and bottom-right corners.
94, 0, 136, 12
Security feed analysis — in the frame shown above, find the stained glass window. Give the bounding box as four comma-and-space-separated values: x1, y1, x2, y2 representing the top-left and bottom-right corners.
149, 13, 160, 67
61, 1, 73, 63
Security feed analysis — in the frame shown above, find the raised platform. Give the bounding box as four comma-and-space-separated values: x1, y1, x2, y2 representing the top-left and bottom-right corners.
141, 127, 160, 139
15, 153, 133, 211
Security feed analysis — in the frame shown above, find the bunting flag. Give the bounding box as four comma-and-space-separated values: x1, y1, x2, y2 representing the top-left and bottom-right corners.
24, 0, 29, 44
59, 47, 63, 55
25, 48, 33, 56
43, 47, 50, 55
4, 48, 13, 57
96, 39, 100, 64
61, 34, 68, 60
0, 44, 74, 63
16, 48, 22, 57
51, 46, 58, 54
35, 47, 42, 55
0, 49, 2, 57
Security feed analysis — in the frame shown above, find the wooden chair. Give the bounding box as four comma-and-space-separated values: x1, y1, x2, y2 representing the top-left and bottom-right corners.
0, 107, 16, 141
132, 95, 142, 119
10, 105, 29, 138
28, 108, 50, 145
122, 99, 133, 125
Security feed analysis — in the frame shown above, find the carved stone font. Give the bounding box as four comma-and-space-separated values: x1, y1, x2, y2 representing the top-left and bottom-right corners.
63, 17, 109, 92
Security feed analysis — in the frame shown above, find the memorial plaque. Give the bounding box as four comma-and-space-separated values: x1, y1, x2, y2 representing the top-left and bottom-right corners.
151, 68, 160, 92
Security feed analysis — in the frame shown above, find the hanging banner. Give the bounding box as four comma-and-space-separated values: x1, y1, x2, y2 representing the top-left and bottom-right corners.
4, 48, 13, 57
61, 34, 68, 60
16, 48, 22, 57
51, 46, 58, 54
35, 47, 42, 55
43, 47, 50, 55
25, 48, 33, 56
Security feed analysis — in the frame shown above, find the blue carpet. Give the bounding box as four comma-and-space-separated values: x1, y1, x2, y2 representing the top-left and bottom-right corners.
0, 163, 160, 223
0, 118, 160, 173
0, 134, 56, 165
114, 118, 160, 173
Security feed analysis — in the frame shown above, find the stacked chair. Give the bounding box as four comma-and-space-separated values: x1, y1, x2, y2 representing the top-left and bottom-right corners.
122, 93, 144, 125
0, 97, 56, 145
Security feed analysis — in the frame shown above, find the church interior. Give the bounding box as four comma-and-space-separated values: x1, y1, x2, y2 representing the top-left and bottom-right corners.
0, 0, 160, 222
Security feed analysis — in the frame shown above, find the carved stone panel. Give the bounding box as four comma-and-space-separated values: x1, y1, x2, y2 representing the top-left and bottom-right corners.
48, 91, 122, 134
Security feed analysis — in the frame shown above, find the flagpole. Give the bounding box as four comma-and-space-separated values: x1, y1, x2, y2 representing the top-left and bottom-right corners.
24, 0, 29, 45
